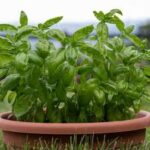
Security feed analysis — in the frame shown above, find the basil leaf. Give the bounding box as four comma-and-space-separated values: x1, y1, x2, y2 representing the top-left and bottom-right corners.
13, 94, 35, 118
72, 25, 94, 41
125, 25, 134, 34
93, 11, 105, 21
1, 74, 20, 91
15, 52, 28, 72
15, 26, 35, 41
47, 29, 66, 42
36, 39, 51, 59
96, 22, 108, 42
106, 9, 122, 17
0, 53, 14, 68
20, 11, 28, 27
0, 37, 14, 50
40, 16, 63, 30
125, 34, 145, 48
4, 90, 17, 106
0, 69, 8, 79
0, 24, 17, 32
113, 16, 125, 31
28, 51, 43, 66
144, 67, 150, 77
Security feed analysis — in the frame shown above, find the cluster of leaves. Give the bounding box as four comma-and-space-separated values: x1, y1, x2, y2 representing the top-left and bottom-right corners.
0, 9, 150, 122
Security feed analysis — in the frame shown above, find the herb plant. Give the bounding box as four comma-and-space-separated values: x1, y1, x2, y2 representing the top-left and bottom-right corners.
0, 9, 149, 122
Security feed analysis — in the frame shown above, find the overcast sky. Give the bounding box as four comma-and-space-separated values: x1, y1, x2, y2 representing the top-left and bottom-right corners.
0, 0, 149, 24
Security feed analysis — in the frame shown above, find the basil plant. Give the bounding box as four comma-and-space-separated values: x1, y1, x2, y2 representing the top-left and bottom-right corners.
0, 9, 150, 122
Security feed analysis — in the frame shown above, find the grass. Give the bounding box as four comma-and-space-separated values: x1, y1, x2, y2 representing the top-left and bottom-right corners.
0, 101, 150, 149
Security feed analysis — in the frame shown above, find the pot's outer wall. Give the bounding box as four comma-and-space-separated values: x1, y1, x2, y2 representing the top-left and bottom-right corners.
0, 111, 150, 134
2, 129, 146, 149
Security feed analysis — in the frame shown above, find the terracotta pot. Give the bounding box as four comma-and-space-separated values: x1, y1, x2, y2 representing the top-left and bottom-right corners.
0, 111, 150, 149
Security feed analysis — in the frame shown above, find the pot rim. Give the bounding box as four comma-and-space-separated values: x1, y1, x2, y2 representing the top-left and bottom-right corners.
0, 111, 150, 135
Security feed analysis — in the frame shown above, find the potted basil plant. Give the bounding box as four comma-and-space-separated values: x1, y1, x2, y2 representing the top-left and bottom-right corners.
0, 9, 150, 149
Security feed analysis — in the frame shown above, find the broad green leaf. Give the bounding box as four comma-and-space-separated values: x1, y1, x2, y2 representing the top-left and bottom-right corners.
58, 102, 65, 109
0, 37, 14, 50
0, 53, 14, 67
106, 37, 124, 51
93, 11, 105, 21
78, 44, 100, 56
113, 16, 125, 31
36, 39, 51, 58
15, 52, 28, 71
20, 11, 28, 27
93, 65, 108, 81
27, 66, 41, 88
61, 62, 75, 86
15, 40, 31, 53
144, 67, 150, 76
0, 24, 17, 32
94, 88, 105, 104
72, 25, 94, 41
13, 94, 35, 118
15, 26, 35, 41
40, 16, 63, 30
117, 80, 128, 92
66, 91, 75, 99
125, 34, 145, 48
4, 90, 17, 106
77, 64, 93, 74
0, 69, 8, 79
96, 23, 108, 42
125, 25, 134, 34
106, 9, 122, 17
28, 51, 43, 66
47, 29, 66, 42
1, 74, 20, 91
65, 47, 78, 64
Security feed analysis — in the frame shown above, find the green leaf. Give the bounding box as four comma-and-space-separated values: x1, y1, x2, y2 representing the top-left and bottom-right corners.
13, 94, 35, 118
47, 29, 66, 42
65, 47, 78, 64
27, 66, 41, 88
125, 34, 145, 48
4, 90, 17, 105
15, 52, 28, 72
144, 67, 150, 77
125, 25, 134, 34
15, 26, 35, 41
96, 23, 108, 42
106, 9, 122, 17
78, 44, 100, 56
58, 102, 65, 109
113, 16, 125, 31
72, 25, 94, 41
0, 53, 14, 68
0, 37, 14, 50
94, 89, 105, 104
28, 51, 43, 66
0, 24, 17, 32
15, 40, 31, 53
66, 91, 75, 99
93, 11, 105, 21
40, 16, 63, 30
36, 39, 51, 58
1, 74, 20, 91
0, 69, 8, 79
20, 11, 28, 27
77, 64, 93, 74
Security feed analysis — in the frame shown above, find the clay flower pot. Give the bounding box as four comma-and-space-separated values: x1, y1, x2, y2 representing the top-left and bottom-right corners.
0, 111, 150, 149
